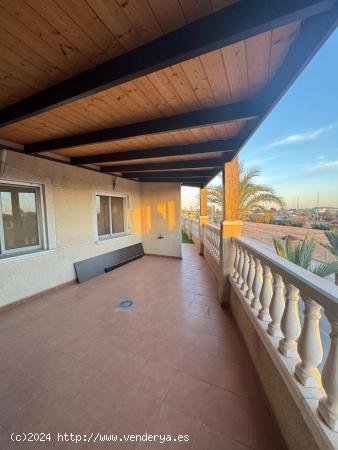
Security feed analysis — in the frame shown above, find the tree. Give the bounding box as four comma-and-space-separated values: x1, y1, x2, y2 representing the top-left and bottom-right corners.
207, 164, 284, 220
321, 228, 338, 285
273, 234, 338, 279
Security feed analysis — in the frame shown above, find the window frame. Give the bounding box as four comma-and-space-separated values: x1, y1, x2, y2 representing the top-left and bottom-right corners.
95, 193, 128, 241
0, 180, 46, 257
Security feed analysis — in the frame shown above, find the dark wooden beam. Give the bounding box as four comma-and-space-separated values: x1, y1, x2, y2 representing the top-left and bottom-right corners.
0, 0, 332, 128
26, 101, 260, 153
235, 7, 338, 154
138, 177, 209, 183
124, 170, 213, 179
71, 140, 236, 165
182, 182, 204, 188
101, 157, 225, 173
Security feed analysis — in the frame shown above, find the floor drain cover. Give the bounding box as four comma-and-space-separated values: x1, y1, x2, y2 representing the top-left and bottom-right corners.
118, 299, 134, 309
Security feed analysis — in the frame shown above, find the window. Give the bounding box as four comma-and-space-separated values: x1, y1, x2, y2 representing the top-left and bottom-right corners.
96, 195, 126, 239
0, 183, 44, 256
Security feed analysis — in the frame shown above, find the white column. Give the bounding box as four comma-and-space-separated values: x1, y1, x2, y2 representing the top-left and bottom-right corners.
268, 273, 285, 338
245, 253, 255, 301
295, 297, 323, 388
318, 312, 338, 431
279, 284, 301, 358
251, 256, 262, 310
258, 264, 273, 322
241, 249, 249, 292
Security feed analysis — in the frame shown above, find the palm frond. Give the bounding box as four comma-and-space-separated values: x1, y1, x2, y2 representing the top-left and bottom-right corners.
312, 261, 338, 278
273, 237, 286, 258
322, 229, 338, 257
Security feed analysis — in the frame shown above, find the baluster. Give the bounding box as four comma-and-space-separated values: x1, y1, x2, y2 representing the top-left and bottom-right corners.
258, 265, 273, 322
268, 273, 285, 338
245, 253, 255, 301
295, 297, 323, 388
279, 284, 301, 358
241, 249, 249, 292
233, 242, 239, 280
318, 312, 338, 431
237, 246, 244, 286
251, 256, 263, 310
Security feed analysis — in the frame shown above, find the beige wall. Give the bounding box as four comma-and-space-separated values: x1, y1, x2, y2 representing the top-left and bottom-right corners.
0, 152, 142, 306
140, 182, 182, 258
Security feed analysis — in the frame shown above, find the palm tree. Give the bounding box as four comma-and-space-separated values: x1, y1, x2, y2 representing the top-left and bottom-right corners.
321, 228, 338, 285
273, 234, 338, 279
207, 164, 284, 220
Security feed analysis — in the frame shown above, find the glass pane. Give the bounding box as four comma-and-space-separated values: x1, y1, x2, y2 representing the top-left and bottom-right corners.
0, 185, 40, 251
96, 196, 110, 236
111, 197, 125, 234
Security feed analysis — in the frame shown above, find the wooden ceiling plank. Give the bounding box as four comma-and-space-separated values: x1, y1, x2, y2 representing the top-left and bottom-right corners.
0, 0, 331, 127
246, 31, 272, 96
146, 0, 186, 34
200, 49, 232, 105
180, 57, 216, 108
53, 0, 126, 60
0, 1, 86, 75
70, 139, 236, 165
114, 0, 163, 43
162, 64, 201, 110
0, 23, 68, 86
25, 0, 106, 65
25, 100, 260, 153
222, 40, 249, 101
179, 0, 213, 23
86, 0, 142, 51
132, 77, 174, 116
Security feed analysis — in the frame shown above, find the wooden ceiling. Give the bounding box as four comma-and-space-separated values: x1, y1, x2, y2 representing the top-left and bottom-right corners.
0, 0, 337, 186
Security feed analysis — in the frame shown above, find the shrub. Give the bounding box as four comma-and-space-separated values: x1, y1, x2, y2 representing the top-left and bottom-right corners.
311, 223, 330, 231
287, 219, 305, 228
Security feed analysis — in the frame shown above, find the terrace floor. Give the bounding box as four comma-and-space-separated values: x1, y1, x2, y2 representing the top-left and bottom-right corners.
0, 244, 286, 449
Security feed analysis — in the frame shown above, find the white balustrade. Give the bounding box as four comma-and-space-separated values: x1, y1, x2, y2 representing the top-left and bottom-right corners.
241, 249, 249, 292
191, 219, 200, 240
245, 253, 255, 301
318, 313, 338, 431
203, 223, 220, 261
230, 236, 338, 434
268, 273, 284, 338
237, 247, 244, 286
258, 264, 273, 322
251, 256, 262, 310
295, 297, 323, 387
279, 283, 301, 358
233, 243, 240, 281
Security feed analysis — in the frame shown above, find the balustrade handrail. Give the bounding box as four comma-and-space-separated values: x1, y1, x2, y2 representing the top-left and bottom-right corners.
234, 237, 338, 315
204, 223, 220, 232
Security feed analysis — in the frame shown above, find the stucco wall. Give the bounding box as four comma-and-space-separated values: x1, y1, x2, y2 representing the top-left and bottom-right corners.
140, 182, 182, 258
0, 152, 142, 306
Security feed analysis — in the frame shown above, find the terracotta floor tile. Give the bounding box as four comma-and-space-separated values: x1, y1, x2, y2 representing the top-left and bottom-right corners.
202, 386, 249, 446
133, 360, 177, 401
164, 372, 211, 420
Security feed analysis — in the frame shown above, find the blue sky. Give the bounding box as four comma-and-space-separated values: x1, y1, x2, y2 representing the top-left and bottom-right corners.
182, 29, 338, 209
